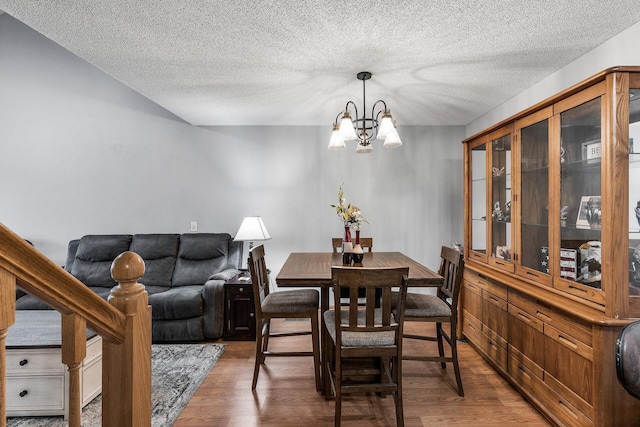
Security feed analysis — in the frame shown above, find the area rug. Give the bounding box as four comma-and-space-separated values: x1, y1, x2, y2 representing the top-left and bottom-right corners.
7, 343, 225, 427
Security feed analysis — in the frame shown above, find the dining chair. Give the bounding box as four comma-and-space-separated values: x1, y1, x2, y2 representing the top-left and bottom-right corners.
395, 245, 465, 396
248, 244, 321, 391
324, 266, 409, 427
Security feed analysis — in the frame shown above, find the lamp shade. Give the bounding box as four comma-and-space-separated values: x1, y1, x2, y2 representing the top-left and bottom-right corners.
234, 216, 271, 247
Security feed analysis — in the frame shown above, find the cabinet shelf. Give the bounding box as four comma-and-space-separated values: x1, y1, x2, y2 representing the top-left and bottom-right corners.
522, 222, 549, 228
521, 166, 549, 173
560, 158, 602, 172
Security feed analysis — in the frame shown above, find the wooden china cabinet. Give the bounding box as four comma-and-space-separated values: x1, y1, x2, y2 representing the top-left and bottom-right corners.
462, 67, 640, 426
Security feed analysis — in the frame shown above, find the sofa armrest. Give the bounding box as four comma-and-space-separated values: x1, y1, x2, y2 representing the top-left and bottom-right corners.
202, 279, 226, 339
208, 268, 240, 282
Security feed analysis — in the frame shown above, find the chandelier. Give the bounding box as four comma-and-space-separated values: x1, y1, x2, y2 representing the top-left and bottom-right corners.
328, 71, 402, 153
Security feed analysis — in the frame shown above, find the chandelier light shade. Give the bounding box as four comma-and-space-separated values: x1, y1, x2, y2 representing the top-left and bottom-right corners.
328, 123, 346, 150
328, 71, 402, 153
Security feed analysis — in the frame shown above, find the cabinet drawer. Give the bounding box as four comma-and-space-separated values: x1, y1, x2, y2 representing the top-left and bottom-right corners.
508, 309, 545, 368
484, 280, 507, 301
462, 310, 482, 344
534, 304, 592, 347
545, 324, 593, 361
508, 353, 542, 394
533, 376, 593, 427
6, 376, 64, 411
546, 371, 594, 421
509, 345, 543, 380
6, 349, 64, 375
462, 282, 482, 320
508, 303, 544, 333
482, 294, 508, 349
475, 330, 508, 372
544, 325, 593, 404
463, 270, 487, 289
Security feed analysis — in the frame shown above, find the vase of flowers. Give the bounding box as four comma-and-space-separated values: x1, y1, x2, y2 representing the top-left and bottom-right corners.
331, 185, 367, 264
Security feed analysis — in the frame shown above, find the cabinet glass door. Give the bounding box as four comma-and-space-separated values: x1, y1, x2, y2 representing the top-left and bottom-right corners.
489, 133, 513, 271
629, 88, 640, 301
559, 97, 602, 290
518, 117, 551, 283
470, 141, 487, 259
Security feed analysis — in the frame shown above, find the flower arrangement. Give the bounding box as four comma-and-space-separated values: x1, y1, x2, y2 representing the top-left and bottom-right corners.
331, 185, 368, 230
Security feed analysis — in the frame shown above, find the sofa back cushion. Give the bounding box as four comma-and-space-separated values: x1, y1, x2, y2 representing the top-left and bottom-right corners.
172, 233, 231, 287
71, 235, 133, 288
130, 234, 180, 288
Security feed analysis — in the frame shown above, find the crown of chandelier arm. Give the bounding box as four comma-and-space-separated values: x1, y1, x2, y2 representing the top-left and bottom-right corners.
328, 71, 402, 153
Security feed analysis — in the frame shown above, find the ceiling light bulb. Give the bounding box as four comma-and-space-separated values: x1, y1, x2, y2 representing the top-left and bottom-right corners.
339, 110, 357, 141
377, 110, 394, 140
328, 123, 346, 150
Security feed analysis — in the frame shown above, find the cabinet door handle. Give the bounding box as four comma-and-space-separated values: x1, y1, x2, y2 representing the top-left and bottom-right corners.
536, 310, 552, 321
517, 312, 532, 323
558, 335, 578, 350
250, 313, 255, 318
19, 390, 28, 398
19, 359, 28, 366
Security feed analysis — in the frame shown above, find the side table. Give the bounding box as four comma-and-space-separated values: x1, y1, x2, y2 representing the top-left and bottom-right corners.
223, 271, 256, 340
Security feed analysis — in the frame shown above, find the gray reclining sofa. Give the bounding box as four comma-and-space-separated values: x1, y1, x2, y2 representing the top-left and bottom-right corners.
15, 233, 243, 342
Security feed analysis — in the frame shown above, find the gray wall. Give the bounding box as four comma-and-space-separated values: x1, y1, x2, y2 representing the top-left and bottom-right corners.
0, 14, 465, 278
467, 20, 640, 136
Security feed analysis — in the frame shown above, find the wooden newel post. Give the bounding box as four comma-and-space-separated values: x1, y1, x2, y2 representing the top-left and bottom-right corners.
103, 251, 152, 427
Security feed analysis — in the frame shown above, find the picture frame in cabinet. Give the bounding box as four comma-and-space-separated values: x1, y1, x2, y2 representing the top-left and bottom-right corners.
495, 245, 510, 261
576, 196, 601, 229
581, 139, 601, 162
560, 248, 578, 280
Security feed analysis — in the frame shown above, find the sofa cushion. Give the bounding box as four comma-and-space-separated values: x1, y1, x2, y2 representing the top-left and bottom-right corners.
130, 234, 179, 288
71, 235, 132, 288
172, 233, 230, 287
148, 286, 203, 320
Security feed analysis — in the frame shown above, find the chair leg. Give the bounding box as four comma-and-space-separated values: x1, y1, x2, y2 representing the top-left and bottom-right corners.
436, 322, 446, 369
325, 336, 334, 400
263, 321, 271, 353
252, 320, 265, 390
310, 313, 321, 392
450, 332, 464, 397
334, 355, 342, 427
393, 355, 404, 427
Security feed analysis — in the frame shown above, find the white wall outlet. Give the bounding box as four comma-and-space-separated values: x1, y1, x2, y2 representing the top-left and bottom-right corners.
190, 221, 198, 232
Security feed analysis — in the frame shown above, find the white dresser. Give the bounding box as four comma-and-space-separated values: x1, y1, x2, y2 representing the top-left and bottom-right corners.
5, 311, 103, 419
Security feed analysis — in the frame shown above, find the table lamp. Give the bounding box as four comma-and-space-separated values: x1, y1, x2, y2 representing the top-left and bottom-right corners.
234, 216, 271, 271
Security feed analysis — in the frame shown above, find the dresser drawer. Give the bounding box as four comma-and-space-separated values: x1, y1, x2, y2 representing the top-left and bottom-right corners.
5, 348, 64, 375
6, 376, 64, 412
84, 335, 102, 365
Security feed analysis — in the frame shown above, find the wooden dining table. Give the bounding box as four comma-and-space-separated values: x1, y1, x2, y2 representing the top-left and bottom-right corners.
275, 251, 444, 394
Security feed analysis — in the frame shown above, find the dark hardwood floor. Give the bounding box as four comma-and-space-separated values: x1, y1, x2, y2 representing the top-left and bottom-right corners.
174, 319, 550, 426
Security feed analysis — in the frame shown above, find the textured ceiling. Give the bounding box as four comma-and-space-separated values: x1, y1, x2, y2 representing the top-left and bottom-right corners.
2, 1, 640, 126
